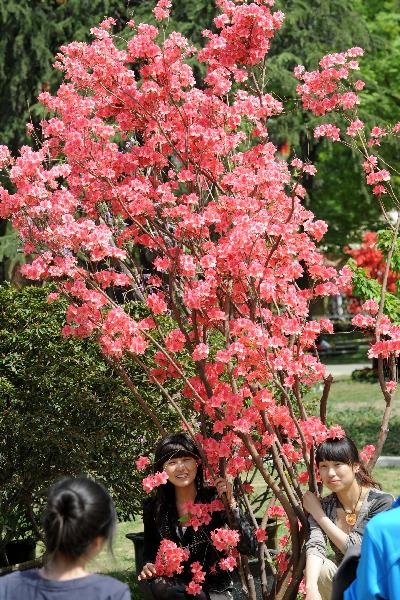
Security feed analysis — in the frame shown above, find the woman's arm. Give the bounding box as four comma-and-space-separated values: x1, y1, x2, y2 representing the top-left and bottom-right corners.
304, 554, 324, 600
303, 491, 348, 553
138, 498, 161, 580
215, 478, 257, 556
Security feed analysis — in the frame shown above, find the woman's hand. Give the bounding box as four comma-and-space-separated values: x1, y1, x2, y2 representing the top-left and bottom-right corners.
305, 585, 322, 600
303, 491, 324, 521
215, 477, 237, 509
138, 562, 157, 581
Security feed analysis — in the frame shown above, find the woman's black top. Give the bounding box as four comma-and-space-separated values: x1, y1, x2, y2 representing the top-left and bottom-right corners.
142, 487, 257, 593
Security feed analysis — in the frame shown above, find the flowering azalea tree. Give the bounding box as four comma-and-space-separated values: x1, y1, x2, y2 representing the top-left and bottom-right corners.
295, 48, 400, 466
0, 1, 399, 598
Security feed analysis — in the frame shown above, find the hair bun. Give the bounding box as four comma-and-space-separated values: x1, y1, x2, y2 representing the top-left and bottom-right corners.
54, 489, 84, 520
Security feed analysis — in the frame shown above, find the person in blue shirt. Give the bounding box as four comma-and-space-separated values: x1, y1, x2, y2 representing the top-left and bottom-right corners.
344, 497, 400, 600
0, 477, 130, 600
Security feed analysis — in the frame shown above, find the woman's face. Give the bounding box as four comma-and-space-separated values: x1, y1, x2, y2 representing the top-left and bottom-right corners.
318, 460, 359, 492
163, 454, 198, 488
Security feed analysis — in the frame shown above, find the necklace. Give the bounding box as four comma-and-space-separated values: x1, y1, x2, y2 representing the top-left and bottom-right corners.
337, 485, 363, 527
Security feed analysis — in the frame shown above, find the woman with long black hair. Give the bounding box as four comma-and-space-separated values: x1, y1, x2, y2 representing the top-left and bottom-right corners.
303, 436, 393, 600
138, 432, 257, 600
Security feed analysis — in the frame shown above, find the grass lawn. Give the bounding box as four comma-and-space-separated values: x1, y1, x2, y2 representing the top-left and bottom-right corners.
89, 519, 142, 596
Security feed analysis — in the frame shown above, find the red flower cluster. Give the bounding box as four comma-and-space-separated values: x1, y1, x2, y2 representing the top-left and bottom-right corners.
155, 539, 190, 577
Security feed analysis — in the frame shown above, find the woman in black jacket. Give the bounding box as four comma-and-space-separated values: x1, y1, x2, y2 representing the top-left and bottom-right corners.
138, 432, 257, 600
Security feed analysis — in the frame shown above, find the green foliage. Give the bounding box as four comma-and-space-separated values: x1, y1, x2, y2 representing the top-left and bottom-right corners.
0, 223, 25, 282
349, 258, 400, 322
0, 0, 213, 155
264, 0, 400, 253
0, 284, 177, 547
377, 229, 400, 274
328, 408, 400, 456
0, 0, 134, 153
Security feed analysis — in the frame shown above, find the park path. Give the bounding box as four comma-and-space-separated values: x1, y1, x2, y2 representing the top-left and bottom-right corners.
325, 362, 371, 377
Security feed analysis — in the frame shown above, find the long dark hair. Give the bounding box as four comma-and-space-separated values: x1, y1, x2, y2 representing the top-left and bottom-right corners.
43, 477, 116, 559
153, 432, 205, 522
316, 436, 381, 489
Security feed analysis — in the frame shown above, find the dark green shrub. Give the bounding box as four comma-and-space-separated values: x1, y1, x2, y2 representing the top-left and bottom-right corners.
328, 409, 400, 456
0, 284, 178, 555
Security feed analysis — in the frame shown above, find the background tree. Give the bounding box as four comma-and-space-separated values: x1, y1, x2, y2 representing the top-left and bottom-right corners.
264, 0, 400, 253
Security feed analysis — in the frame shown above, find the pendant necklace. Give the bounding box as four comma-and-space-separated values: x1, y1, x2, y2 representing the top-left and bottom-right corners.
337, 485, 363, 527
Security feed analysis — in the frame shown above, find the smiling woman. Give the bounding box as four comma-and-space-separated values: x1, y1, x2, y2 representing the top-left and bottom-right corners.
138, 433, 257, 600
303, 436, 393, 600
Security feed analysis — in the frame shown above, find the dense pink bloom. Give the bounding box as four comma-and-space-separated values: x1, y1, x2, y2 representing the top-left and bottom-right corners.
155, 539, 189, 577
360, 444, 376, 463
219, 556, 237, 571
361, 299, 379, 314
314, 124, 341, 141
183, 500, 224, 531
386, 381, 397, 393
192, 343, 209, 361
255, 528, 267, 542
366, 170, 390, 185
298, 471, 309, 484
326, 425, 345, 440
147, 292, 168, 315
346, 119, 364, 137
268, 505, 285, 518
142, 470, 169, 493
153, 0, 171, 20
165, 329, 186, 352
211, 528, 240, 551
136, 456, 151, 471
186, 582, 203, 595
0, 145, 12, 168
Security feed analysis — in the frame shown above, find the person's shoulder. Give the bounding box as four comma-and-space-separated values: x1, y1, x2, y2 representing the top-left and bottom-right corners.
90, 574, 130, 596
368, 488, 393, 502
367, 488, 394, 511
143, 495, 157, 512
0, 569, 38, 587
0, 570, 21, 588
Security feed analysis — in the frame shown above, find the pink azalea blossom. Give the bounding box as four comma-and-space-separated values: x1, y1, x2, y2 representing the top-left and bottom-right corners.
386, 381, 397, 393
142, 470, 169, 493
155, 539, 189, 577
361, 299, 379, 314
211, 528, 240, 552
255, 528, 267, 542
360, 444, 376, 463
136, 456, 151, 471
192, 343, 209, 361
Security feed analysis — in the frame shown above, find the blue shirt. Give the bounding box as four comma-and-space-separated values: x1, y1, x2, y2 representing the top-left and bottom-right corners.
344, 499, 400, 600
0, 569, 131, 600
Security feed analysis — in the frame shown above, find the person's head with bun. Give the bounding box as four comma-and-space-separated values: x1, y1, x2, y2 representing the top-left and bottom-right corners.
0, 477, 131, 596
43, 476, 116, 561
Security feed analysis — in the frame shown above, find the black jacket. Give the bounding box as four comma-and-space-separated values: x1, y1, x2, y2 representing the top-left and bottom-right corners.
142, 487, 257, 592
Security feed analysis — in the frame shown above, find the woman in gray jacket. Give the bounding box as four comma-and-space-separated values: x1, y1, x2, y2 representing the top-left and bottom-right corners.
302, 436, 392, 600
